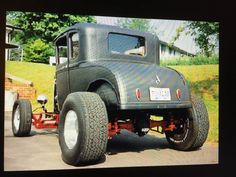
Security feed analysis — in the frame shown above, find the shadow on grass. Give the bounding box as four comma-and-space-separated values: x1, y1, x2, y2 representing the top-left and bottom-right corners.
189, 75, 218, 100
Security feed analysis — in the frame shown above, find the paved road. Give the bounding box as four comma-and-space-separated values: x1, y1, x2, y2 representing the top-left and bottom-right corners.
4, 111, 218, 171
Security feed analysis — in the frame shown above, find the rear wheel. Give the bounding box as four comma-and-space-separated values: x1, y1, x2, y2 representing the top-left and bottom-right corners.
165, 95, 209, 150
96, 83, 118, 120
59, 92, 108, 166
12, 99, 32, 137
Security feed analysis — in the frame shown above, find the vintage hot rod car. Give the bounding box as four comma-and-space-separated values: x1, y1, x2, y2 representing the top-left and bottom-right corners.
12, 23, 209, 166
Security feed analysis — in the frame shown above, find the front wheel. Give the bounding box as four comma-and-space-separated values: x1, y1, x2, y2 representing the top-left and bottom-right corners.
165, 95, 209, 151
58, 92, 108, 166
12, 99, 32, 137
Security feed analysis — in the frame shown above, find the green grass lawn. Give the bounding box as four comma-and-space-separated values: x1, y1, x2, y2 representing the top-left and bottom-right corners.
6, 61, 56, 112
5, 61, 219, 143
170, 65, 219, 143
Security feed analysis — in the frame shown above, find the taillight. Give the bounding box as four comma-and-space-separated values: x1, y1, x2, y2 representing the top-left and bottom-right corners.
176, 89, 182, 100
136, 88, 141, 100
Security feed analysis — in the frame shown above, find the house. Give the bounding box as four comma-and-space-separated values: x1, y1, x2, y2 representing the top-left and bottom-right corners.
5, 24, 23, 61
95, 16, 198, 60
159, 40, 194, 59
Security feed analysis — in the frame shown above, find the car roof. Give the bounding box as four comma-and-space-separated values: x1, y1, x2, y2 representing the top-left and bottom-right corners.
54, 23, 155, 42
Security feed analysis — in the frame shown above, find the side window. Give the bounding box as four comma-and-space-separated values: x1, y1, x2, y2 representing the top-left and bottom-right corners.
69, 32, 79, 60
56, 35, 68, 64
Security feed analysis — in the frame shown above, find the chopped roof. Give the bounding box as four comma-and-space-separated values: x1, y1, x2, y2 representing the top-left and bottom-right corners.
54, 22, 155, 42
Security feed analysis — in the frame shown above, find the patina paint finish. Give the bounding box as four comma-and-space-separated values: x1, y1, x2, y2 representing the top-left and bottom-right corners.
54, 23, 191, 111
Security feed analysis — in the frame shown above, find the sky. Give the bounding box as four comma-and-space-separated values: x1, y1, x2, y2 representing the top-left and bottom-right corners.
95, 16, 200, 55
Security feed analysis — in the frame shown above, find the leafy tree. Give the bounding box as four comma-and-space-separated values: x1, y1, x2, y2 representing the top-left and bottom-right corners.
169, 26, 184, 47
118, 18, 151, 32
7, 11, 96, 63
187, 21, 219, 56
7, 12, 96, 44
171, 21, 219, 56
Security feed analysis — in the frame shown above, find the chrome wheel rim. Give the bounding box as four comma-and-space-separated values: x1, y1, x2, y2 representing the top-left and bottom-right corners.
13, 106, 20, 132
64, 110, 79, 149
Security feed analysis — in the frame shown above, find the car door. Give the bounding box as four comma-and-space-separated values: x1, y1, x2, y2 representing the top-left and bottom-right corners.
67, 30, 81, 93
55, 33, 70, 109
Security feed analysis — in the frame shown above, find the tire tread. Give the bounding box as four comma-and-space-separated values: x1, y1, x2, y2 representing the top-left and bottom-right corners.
79, 92, 108, 162
190, 95, 209, 150
59, 92, 108, 165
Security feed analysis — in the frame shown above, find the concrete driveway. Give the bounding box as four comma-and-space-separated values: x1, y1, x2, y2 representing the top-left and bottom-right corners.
4, 111, 218, 171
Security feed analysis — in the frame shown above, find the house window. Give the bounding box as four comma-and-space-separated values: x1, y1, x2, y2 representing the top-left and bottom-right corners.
108, 33, 146, 56
69, 32, 79, 60
161, 45, 166, 54
169, 48, 172, 54
56, 35, 68, 64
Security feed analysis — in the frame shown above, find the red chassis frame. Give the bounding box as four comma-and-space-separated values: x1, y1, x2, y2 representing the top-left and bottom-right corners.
32, 112, 175, 138
32, 112, 59, 129
108, 119, 176, 138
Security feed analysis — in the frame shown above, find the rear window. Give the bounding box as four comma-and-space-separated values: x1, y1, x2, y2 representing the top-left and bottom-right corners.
108, 33, 146, 56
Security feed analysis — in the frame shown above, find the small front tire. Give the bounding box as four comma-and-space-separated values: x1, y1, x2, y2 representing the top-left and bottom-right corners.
12, 99, 32, 137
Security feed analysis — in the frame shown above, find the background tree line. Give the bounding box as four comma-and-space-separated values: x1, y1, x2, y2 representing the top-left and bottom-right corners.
118, 18, 219, 57
7, 12, 219, 63
7, 11, 96, 63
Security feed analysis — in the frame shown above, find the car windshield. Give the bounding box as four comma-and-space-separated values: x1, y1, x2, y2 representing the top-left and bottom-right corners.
108, 33, 146, 56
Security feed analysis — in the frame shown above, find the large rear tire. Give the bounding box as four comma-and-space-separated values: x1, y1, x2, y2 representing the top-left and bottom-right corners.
12, 99, 32, 137
165, 95, 209, 150
59, 92, 108, 166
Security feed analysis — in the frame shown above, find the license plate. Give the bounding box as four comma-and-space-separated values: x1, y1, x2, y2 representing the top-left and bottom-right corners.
149, 87, 171, 101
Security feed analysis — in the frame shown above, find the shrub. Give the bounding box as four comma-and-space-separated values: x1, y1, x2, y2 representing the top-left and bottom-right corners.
24, 39, 54, 63
160, 54, 219, 66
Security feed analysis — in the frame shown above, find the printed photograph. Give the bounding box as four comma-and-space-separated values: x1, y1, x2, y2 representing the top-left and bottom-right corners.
4, 11, 219, 170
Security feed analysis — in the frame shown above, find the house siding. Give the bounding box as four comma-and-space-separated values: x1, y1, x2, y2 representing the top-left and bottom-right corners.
159, 42, 194, 60
160, 43, 181, 59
